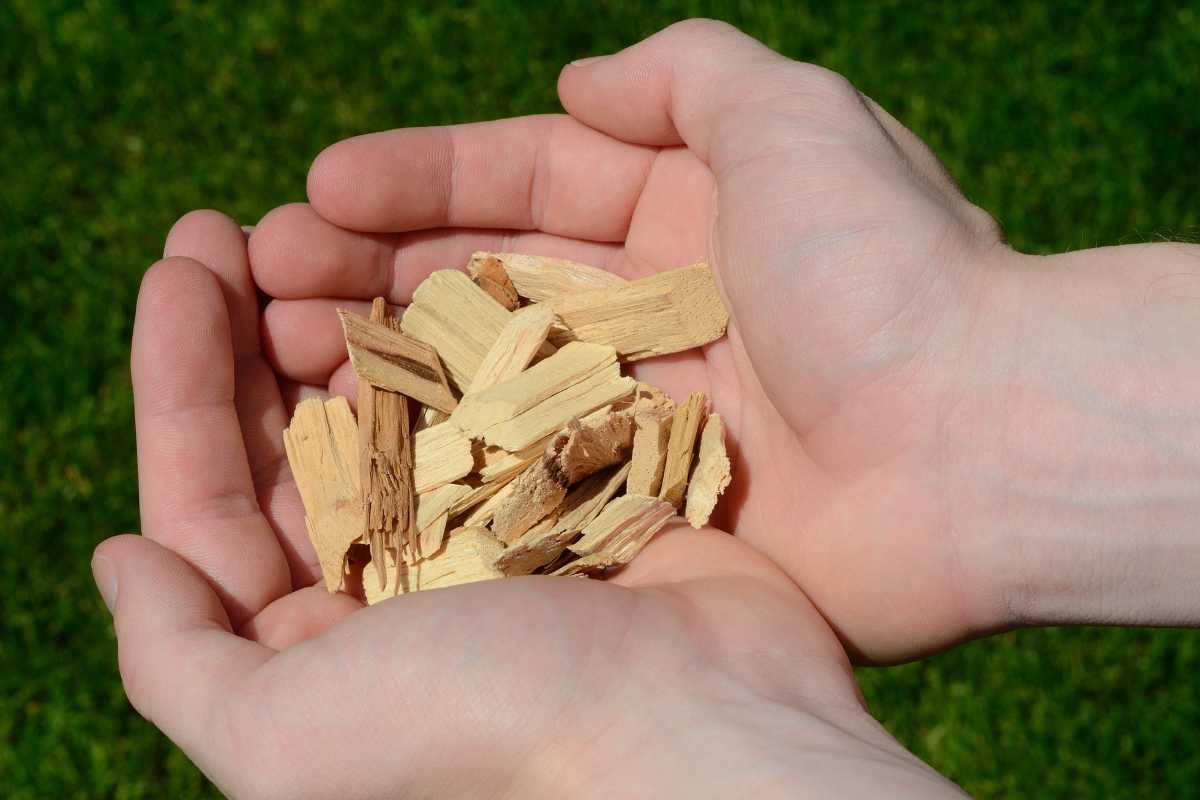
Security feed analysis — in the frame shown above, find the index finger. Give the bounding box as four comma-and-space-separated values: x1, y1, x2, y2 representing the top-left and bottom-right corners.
306, 114, 656, 242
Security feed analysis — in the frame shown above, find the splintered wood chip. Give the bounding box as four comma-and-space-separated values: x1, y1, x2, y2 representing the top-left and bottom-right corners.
686, 413, 731, 529
340, 309, 458, 414
291, 252, 734, 598
283, 397, 363, 592
363, 527, 505, 601
470, 251, 627, 302
557, 494, 676, 576
546, 263, 728, 361
658, 392, 707, 509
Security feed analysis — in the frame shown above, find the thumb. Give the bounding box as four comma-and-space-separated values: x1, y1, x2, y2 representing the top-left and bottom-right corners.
557, 19, 853, 168
93, 534, 272, 788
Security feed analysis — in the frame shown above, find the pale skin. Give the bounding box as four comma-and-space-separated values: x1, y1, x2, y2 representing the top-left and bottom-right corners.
93, 20, 1200, 798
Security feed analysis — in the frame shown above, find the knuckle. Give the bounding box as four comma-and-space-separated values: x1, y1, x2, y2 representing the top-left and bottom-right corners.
665, 17, 741, 40
788, 62, 859, 101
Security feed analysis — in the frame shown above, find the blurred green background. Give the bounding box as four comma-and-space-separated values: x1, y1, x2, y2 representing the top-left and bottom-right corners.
2, 1, 1198, 797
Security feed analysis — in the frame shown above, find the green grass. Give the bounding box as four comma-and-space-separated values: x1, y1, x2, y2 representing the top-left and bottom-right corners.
2, 1, 1197, 796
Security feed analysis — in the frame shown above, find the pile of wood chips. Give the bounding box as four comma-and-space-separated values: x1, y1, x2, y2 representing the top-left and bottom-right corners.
283, 252, 732, 602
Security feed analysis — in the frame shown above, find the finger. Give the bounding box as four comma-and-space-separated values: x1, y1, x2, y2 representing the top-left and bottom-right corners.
94, 534, 273, 782
559, 19, 837, 167
132, 258, 292, 624
249, 202, 625, 301
165, 209, 261, 355
305, 114, 656, 240
237, 584, 362, 650
262, 297, 376, 385
166, 209, 290, 475
326, 359, 358, 409
279, 380, 331, 414
163, 212, 318, 590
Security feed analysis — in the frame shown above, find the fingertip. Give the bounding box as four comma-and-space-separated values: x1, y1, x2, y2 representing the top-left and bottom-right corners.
138, 255, 220, 306
164, 208, 241, 259
306, 139, 360, 229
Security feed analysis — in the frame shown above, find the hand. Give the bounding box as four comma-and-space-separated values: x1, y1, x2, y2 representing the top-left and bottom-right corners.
94, 210, 965, 797
256, 20, 1200, 660
248, 20, 1010, 662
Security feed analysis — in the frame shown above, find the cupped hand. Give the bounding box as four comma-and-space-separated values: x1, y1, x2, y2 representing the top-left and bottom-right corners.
96, 209, 963, 797
250, 20, 1013, 661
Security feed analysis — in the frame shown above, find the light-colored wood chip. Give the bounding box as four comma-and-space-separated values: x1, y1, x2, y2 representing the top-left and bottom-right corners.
494, 462, 631, 576
490, 459, 568, 545
470, 251, 627, 302
552, 409, 635, 484
412, 405, 449, 434
685, 413, 731, 528
489, 410, 634, 543
447, 473, 519, 518
658, 392, 707, 508
474, 437, 547, 483
400, 270, 517, 392
483, 367, 635, 452
467, 304, 556, 394
282, 397, 362, 592
451, 341, 615, 433
356, 299, 417, 587
467, 253, 519, 310
627, 410, 673, 496
340, 309, 458, 414
462, 479, 517, 527
412, 421, 473, 493
415, 483, 472, 558
547, 263, 728, 361
452, 341, 635, 451
623, 382, 676, 416
363, 527, 505, 601
556, 494, 676, 575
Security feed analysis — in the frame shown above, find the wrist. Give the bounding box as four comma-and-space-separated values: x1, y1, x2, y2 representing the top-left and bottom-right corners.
949, 244, 1200, 630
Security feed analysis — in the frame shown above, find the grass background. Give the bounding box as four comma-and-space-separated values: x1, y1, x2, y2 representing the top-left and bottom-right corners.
2, 1, 1198, 796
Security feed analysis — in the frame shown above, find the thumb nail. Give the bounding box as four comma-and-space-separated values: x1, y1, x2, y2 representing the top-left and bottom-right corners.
569, 55, 609, 67
92, 555, 118, 614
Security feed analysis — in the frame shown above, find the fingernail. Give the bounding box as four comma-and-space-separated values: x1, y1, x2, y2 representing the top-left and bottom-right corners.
569, 55, 609, 67
92, 555, 118, 614
240, 225, 255, 240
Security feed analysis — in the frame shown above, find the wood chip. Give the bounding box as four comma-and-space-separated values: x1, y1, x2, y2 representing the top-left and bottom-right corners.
462, 479, 517, 527
627, 410, 673, 496
490, 459, 567, 545
340, 309, 458, 414
556, 494, 675, 575
355, 299, 417, 587
447, 472, 519, 518
489, 410, 634, 543
452, 341, 635, 451
658, 392, 707, 508
399, 270, 517, 392
467, 304, 556, 394
467, 253, 519, 310
415, 483, 472, 558
547, 263, 728, 361
412, 421, 473, 493
470, 251, 627, 302
685, 414, 731, 528
363, 527, 505, 601
485, 369, 634, 452
282, 397, 362, 592
412, 405, 449, 434
494, 462, 631, 576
